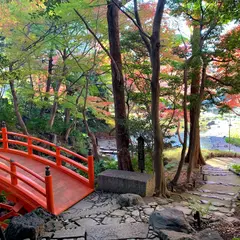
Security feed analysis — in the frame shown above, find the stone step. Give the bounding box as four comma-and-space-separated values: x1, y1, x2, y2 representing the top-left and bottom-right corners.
187, 191, 232, 201
182, 193, 231, 208
205, 181, 240, 187
197, 189, 236, 196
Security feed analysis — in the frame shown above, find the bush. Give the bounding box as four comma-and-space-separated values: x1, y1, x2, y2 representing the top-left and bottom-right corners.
231, 164, 240, 173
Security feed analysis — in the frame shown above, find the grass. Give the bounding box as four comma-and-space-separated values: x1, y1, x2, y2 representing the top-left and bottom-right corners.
226, 132, 240, 147
163, 148, 240, 162
231, 164, 240, 173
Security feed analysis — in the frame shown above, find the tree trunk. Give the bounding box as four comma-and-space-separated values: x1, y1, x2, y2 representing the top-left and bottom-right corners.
150, 0, 167, 196
107, 0, 133, 171
49, 49, 67, 129
64, 108, 70, 125
9, 79, 29, 135
82, 74, 100, 161
40, 50, 53, 116
185, 26, 206, 182
172, 66, 188, 185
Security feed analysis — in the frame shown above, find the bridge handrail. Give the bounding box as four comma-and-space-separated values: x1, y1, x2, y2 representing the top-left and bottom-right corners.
0, 154, 53, 212
0, 123, 94, 210
0, 155, 44, 182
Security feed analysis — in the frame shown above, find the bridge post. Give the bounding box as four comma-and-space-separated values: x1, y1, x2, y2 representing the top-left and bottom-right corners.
10, 160, 18, 186
28, 136, 33, 156
1, 121, 8, 151
88, 149, 94, 189
45, 166, 54, 213
56, 144, 61, 167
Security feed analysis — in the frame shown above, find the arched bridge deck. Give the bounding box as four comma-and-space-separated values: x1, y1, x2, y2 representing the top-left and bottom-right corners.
0, 123, 94, 215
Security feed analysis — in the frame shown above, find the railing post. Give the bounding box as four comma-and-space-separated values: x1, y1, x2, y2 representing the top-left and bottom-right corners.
88, 149, 94, 189
10, 160, 18, 186
1, 121, 8, 151
28, 136, 33, 156
45, 166, 54, 213
56, 144, 61, 167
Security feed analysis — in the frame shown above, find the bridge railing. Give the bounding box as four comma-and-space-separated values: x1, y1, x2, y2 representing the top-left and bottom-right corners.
0, 154, 54, 213
0, 122, 94, 189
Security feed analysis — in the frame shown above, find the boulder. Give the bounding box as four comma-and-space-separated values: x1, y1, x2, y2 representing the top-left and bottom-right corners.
149, 208, 194, 234
45, 220, 64, 232
195, 228, 223, 240
5, 212, 44, 240
33, 208, 55, 223
117, 193, 145, 207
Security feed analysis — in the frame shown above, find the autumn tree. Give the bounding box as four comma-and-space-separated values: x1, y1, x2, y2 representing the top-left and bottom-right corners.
170, 0, 239, 182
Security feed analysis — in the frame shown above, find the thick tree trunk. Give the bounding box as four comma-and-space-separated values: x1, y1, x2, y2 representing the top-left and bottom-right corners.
172, 66, 188, 185
9, 79, 29, 135
150, 0, 167, 196
107, 0, 133, 171
185, 26, 206, 182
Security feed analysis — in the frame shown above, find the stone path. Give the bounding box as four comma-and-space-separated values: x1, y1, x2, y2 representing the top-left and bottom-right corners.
183, 157, 240, 216
40, 158, 240, 240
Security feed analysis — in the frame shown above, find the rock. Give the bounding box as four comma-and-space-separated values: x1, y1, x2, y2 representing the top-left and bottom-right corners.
65, 223, 79, 229
125, 217, 136, 223
148, 202, 158, 207
62, 203, 120, 220
117, 193, 145, 207
45, 220, 64, 232
102, 217, 121, 225
195, 228, 223, 240
174, 206, 192, 216
131, 210, 140, 217
149, 208, 194, 234
86, 223, 148, 239
143, 208, 154, 216
155, 198, 169, 205
33, 208, 55, 223
41, 232, 54, 238
52, 227, 86, 239
76, 218, 98, 227
224, 217, 240, 224
110, 209, 126, 217
158, 229, 196, 240
5, 212, 44, 240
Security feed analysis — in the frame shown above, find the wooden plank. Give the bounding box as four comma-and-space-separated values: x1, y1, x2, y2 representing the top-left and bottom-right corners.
0, 152, 93, 215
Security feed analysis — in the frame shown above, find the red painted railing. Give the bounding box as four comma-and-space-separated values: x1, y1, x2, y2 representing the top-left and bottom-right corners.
0, 122, 94, 214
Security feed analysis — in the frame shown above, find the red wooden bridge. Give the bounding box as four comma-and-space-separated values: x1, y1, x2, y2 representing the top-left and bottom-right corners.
0, 122, 94, 219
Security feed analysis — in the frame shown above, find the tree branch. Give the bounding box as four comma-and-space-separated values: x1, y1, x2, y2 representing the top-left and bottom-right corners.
207, 75, 233, 87
111, 0, 151, 41
74, 8, 121, 81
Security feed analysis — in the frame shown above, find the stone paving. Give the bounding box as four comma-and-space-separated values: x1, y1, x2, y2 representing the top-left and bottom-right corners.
183, 158, 240, 216
39, 157, 240, 240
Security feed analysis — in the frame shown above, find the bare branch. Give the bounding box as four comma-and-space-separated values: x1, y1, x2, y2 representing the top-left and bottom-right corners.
74, 8, 121, 81
133, 0, 151, 54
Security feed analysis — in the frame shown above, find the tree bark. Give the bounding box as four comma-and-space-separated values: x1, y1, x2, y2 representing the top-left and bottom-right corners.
107, 0, 133, 171
49, 49, 67, 129
150, 0, 167, 196
82, 74, 100, 161
64, 108, 70, 125
172, 66, 188, 185
185, 26, 206, 182
40, 49, 53, 116
9, 79, 29, 135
